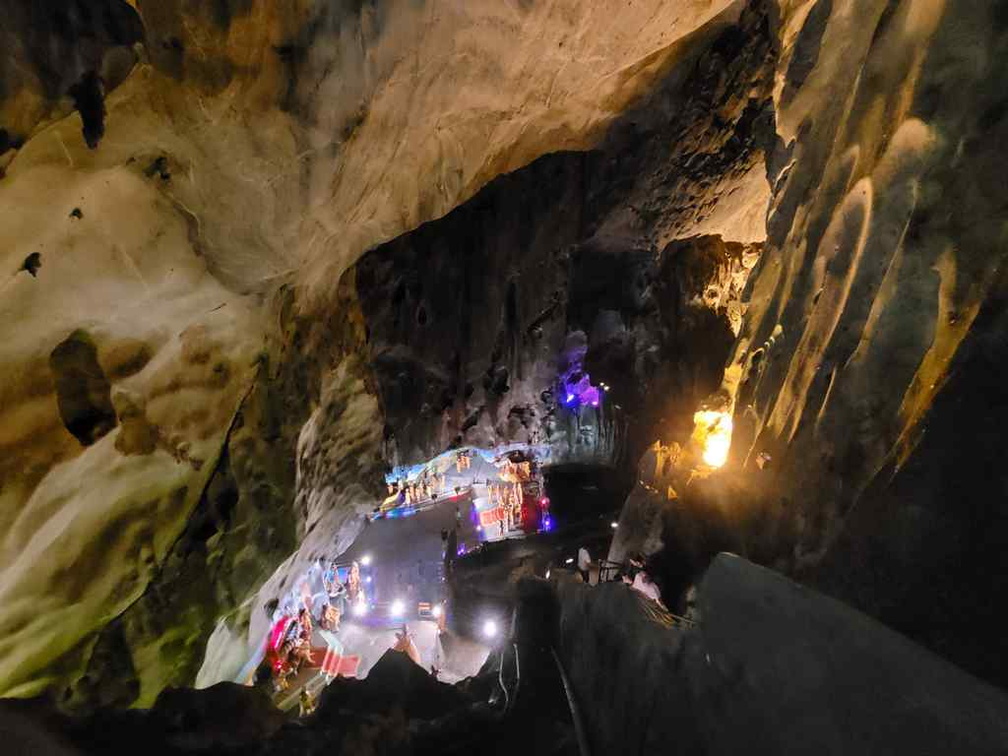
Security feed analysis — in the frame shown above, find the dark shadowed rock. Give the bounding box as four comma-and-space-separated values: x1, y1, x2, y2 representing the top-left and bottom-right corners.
317, 649, 470, 723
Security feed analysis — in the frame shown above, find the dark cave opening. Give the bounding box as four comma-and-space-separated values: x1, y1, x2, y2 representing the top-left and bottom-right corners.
49, 329, 117, 446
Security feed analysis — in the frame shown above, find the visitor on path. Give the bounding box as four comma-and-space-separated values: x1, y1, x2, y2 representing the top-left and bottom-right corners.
444, 527, 458, 574
577, 546, 591, 583
393, 624, 422, 666
344, 561, 364, 605
299, 688, 317, 716
631, 570, 662, 604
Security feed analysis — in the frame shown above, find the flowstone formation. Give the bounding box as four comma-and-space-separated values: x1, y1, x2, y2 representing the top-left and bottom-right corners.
698, 0, 1008, 684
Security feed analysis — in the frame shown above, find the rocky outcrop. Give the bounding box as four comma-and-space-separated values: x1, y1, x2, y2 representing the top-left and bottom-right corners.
603, 0, 1008, 688
696, 0, 1008, 683
553, 555, 1008, 755
0, 649, 575, 755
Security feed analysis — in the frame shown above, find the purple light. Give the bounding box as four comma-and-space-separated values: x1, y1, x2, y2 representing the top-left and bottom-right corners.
558, 355, 603, 410
457, 544, 466, 556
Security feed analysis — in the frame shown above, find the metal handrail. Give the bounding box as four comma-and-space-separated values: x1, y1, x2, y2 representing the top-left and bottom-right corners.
550, 646, 591, 756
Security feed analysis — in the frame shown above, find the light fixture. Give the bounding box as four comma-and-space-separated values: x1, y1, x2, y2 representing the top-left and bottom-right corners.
432, 604, 443, 619
692, 409, 733, 469
565, 557, 574, 565
391, 599, 405, 617
365, 575, 372, 583
353, 601, 368, 617
611, 521, 618, 529
482, 619, 498, 639
566, 394, 575, 403
361, 554, 373, 566
545, 569, 551, 580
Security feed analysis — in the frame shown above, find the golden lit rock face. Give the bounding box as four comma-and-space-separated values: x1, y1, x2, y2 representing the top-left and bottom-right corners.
695, 0, 1008, 679
728, 0, 1005, 518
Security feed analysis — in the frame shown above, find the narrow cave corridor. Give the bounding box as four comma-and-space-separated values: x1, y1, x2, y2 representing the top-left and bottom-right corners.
3, 0, 1008, 754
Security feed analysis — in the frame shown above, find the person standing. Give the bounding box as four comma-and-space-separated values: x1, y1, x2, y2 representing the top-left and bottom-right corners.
631, 570, 662, 603
444, 527, 458, 575
577, 546, 591, 584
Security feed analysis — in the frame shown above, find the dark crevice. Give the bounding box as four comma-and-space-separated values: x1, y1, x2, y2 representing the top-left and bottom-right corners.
49, 330, 117, 446
68, 70, 106, 149
780, 0, 832, 106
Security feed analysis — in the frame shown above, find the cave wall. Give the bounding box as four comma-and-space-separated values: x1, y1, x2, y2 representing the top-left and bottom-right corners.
0, 0, 760, 701
351, 3, 773, 473
607, 0, 1008, 686
711, 0, 1008, 683
0, 132, 268, 701
553, 556, 1008, 755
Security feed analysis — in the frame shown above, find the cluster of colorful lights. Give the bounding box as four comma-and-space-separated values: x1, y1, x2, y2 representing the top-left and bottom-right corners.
557, 338, 608, 410
540, 513, 553, 532
560, 372, 607, 409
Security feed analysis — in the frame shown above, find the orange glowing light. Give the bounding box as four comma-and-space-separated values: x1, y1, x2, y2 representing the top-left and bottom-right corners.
692, 409, 733, 469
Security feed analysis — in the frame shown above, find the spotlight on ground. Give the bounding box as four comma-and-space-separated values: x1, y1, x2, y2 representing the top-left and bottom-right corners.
482, 619, 498, 639
360, 553, 373, 566
391, 599, 405, 618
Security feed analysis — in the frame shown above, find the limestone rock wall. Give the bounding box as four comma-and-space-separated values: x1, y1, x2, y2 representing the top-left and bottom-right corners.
351, 4, 773, 471
716, 0, 1008, 682
608, 0, 1008, 685
0, 143, 264, 699
553, 556, 1008, 755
